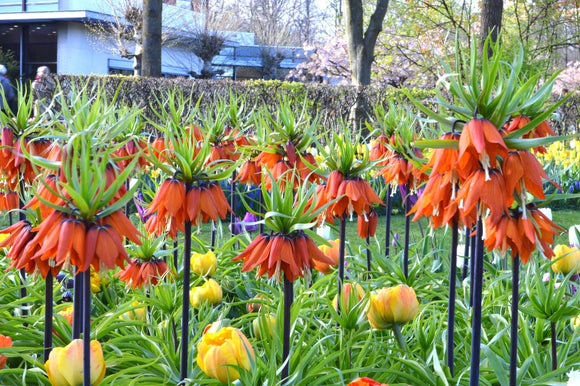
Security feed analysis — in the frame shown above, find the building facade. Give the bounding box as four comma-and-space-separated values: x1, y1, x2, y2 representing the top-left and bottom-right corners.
0, 0, 305, 80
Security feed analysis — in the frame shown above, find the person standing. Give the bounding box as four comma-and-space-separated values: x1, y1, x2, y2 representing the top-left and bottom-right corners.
0, 65, 16, 114
32, 66, 54, 117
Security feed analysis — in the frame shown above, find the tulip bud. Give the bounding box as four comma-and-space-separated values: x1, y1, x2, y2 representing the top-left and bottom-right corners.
191, 250, 218, 276
572, 314, 580, 330
45, 339, 106, 386
121, 301, 147, 321
0, 334, 12, 370
57, 306, 74, 326
333, 282, 366, 315
246, 294, 266, 313
196, 326, 255, 383
252, 314, 276, 340
551, 245, 580, 275
190, 279, 223, 308
367, 285, 419, 329
314, 239, 340, 274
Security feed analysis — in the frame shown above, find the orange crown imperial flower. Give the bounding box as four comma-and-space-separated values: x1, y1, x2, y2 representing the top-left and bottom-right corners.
358, 209, 378, 238
458, 118, 508, 179
502, 150, 555, 205
506, 116, 555, 154
233, 231, 336, 282
455, 168, 508, 222
115, 258, 172, 290
319, 171, 383, 219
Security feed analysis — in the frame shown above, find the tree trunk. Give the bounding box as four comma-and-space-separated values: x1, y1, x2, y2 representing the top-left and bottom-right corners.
343, 0, 390, 87
142, 0, 163, 77
343, 0, 389, 130
480, 0, 503, 57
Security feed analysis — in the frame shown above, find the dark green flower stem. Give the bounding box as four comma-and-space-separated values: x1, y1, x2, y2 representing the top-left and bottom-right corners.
403, 183, 410, 279
461, 227, 470, 281
82, 269, 91, 386
469, 217, 484, 386
509, 255, 520, 386
230, 171, 237, 236
338, 216, 346, 306
551, 321, 557, 371
73, 268, 83, 339
43, 272, 53, 362
180, 182, 193, 381
210, 221, 216, 250
366, 234, 371, 280
282, 277, 293, 381
447, 219, 458, 376
385, 184, 392, 258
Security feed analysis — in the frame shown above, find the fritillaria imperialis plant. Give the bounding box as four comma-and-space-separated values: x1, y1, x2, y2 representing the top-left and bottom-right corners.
252, 99, 321, 191
233, 171, 336, 380
311, 124, 382, 292
369, 103, 427, 277
409, 37, 570, 384
116, 231, 173, 291
15, 82, 143, 383
145, 90, 234, 381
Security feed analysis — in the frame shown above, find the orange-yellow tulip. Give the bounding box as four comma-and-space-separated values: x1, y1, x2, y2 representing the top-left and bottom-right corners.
196, 326, 255, 383
314, 239, 340, 274
367, 284, 418, 329
45, 339, 105, 386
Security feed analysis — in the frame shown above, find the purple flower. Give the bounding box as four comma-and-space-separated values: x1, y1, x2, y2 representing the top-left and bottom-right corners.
399, 184, 421, 206
134, 191, 151, 223
229, 217, 244, 235
242, 212, 259, 233
392, 232, 400, 247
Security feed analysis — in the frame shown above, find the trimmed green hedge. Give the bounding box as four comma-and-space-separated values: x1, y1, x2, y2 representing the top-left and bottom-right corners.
45, 75, 436, 130
43, 75, 578, 135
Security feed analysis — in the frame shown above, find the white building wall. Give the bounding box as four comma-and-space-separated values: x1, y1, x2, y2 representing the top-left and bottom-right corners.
57, 21, 122, 75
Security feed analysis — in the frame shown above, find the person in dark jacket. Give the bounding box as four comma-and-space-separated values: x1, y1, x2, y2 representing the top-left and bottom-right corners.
0, 64, 16, 114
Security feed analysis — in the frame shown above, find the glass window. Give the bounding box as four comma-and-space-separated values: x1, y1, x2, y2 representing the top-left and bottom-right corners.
0, 23, 57, 80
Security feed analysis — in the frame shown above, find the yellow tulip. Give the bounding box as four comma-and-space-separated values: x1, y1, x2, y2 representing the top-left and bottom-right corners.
197, 326, 255, 383
551, 245, 580, 275
191, 250, 218, 276
90, 269, 109, 293
367, 285, 419, 329
45, 339, 106, 386
572, 315, 580, 330
252, 314, 276, 340
121, 301, 147, 321
190, 279, 223, 308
